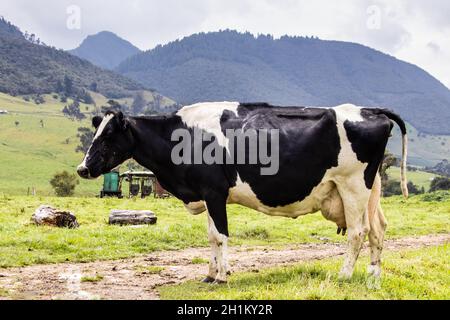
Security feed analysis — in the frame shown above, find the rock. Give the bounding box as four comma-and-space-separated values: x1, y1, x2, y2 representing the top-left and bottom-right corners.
109, 210, 157, 225
32, 205, 79, 228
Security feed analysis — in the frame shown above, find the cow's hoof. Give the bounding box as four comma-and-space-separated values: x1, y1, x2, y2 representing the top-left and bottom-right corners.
337, 227, 347, 236
338, 272, 352, 282
367, 264, 381, 278
212, 279, 227, 285
201, 276, 215, 283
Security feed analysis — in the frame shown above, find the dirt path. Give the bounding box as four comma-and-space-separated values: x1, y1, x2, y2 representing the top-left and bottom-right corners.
0, 234, 448, 300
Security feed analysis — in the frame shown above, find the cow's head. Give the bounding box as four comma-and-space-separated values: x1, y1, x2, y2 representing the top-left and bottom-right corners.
77, 111, 134, 179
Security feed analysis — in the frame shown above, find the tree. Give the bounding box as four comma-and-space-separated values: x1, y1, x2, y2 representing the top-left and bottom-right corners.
33, 94, 45, 104
76, 127, 94, 153
78, 89, 94, 104
63, 75, 74, 97
14, 121, 19, 127
380, 151, 398, 194
62, 101, 85, 121
55, 80, 64, 93
49, 171, 79, 196
153, 94, 163, 109
430, 177, 450, 192
131, 92, 146, 115
89, 82, 98, 92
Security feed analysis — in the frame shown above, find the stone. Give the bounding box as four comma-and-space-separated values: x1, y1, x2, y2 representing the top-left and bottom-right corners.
109, 210, 157, 225
32, 205, 79, 228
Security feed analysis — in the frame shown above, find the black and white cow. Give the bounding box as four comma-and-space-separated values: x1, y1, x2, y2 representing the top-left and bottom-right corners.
77, 102, 407, 283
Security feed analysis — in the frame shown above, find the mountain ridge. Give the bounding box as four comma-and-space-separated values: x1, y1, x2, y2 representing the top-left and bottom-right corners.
116, 30, 450, 135
69, 31, 141, 70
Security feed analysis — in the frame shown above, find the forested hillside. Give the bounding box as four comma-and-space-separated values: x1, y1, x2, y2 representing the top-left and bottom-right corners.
117, 30, 450, 135
0, 18, 144, 99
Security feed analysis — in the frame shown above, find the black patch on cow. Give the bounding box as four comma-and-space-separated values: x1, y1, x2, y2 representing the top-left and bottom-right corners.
344, 108, 393, 189
220, 103, 341, 207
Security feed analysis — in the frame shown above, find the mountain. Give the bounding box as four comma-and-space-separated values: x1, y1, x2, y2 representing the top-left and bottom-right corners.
0, 18, 145, 99
117, 30, 450, 135
69, 31, 141, 70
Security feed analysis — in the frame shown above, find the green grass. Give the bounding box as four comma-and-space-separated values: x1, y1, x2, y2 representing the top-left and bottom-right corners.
0, 93, 102, 196
0, 194, 448, 268
81, 274, 104, 282
159, 244, 450, 300
387, 166, 440, 190
191, 257, 209, 264
135, 265, 165, 274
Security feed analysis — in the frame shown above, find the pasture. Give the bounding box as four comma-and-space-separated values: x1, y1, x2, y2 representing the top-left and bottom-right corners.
159, 244, 449, 300
0, 195, 449, 268
0, 92, 449, 300
387, 166, 440, 190
0, 194, 448, 299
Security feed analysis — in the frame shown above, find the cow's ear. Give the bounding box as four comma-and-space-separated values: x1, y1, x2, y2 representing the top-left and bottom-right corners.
116, 111, 128, 131
92, 116, 103, 129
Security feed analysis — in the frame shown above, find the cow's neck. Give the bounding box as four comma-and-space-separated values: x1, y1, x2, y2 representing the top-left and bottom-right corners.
129, 115, 176, 172
129, 115, 193, 197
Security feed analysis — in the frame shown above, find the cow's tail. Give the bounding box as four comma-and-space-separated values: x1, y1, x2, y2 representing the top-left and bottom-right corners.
374, 109, 408, 198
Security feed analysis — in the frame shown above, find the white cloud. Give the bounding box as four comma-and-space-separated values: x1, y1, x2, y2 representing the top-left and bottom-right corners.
0, 0, 449, 87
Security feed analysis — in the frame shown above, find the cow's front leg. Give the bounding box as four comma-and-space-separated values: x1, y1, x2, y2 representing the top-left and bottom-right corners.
202, 193, 229, 284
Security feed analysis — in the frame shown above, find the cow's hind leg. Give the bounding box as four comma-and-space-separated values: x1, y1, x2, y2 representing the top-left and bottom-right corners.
367, 175, 387, 281
203, 193, 229, 284
337, 180, 371, 280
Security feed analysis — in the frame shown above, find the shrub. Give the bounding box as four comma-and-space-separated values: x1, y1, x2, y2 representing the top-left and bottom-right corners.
429, 177, 450, 192
421, 191, 450, 202
49, 171, 79, 197
383, 180, 422, 197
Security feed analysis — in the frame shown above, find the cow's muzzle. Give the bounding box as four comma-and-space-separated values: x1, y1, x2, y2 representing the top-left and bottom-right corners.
77, 165, 91, 179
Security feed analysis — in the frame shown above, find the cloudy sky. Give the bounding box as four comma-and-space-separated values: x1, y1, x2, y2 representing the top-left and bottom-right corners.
1, 0, 449, 87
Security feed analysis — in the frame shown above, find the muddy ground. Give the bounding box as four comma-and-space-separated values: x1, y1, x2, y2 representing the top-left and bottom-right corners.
0, 234, 448, 300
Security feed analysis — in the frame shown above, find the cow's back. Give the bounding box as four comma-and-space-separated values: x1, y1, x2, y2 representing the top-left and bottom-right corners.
176, 102, 393, 217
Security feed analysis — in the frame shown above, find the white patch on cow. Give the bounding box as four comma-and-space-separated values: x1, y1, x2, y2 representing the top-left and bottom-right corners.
333, 103, 364, 122
228, 174, 327, 218
93, 113, 114, 140
332, 104, 365, 169
177, 102, 239, 151
78, 114, 114, 169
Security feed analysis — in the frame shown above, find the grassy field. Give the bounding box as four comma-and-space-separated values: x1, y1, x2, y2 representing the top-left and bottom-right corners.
159, 244, 449, 300
387, 166, 440, 191
0, 93, 102, 196
0, 194, 448, 268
